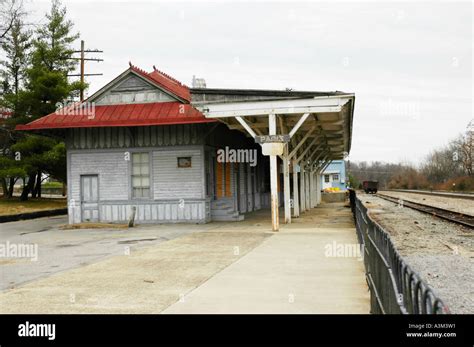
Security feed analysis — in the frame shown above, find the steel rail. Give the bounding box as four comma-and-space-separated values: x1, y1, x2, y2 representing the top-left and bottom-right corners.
376, 193, 474, 229
383, 189, 474, 201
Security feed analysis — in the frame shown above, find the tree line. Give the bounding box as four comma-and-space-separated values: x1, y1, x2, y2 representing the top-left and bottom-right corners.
0, 0, 84, 200
348, 124, 474, 192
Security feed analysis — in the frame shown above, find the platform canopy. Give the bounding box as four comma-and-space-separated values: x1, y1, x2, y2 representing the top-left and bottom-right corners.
192, 88, 355, 231
191, 88, 355, 162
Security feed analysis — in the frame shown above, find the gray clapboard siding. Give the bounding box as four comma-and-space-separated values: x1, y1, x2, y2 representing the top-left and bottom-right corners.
68, 145, 207, 224
68, 150, 129, 224
70, 151, 129, 203
65, 122, 271, 224
153, 148, 203, 199
98, 200, 208, 224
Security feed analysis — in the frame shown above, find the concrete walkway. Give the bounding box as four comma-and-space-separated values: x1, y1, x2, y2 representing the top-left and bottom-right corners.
163, 204, 369, 314
0, 203, 369, 314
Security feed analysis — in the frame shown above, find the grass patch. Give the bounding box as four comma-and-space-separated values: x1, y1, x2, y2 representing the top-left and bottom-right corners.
0, 198, 67, 216
42, 182, 63, 189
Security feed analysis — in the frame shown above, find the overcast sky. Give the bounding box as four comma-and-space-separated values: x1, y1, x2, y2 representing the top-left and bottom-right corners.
28, 0, 473, 164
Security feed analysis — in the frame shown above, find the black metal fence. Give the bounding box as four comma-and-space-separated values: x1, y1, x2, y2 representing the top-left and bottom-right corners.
348, 189, 450, 314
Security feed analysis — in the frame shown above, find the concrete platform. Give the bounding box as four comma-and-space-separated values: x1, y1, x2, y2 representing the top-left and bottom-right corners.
163, 203, 369, 314
0, 203, 369, 314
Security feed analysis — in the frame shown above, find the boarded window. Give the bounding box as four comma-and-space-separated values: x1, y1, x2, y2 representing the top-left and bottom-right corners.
225, 162, 232, 197
132, 152, 150, 198
216, 161, 223, 198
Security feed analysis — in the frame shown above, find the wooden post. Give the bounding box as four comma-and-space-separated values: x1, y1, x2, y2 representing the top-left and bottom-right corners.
128, 206, 136, 228
300, 165, 305, 212
313, 172, 319, 207
304, 170, 311, 210
283, 144, 291, 224
316, 171, 321, 204
292, 159, 299, 217
269, 114, 279, 231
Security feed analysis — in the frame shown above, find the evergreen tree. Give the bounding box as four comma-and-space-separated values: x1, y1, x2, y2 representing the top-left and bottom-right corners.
1, 0, 83, 200
0, 14, 31, 198
24, 0, 84, 119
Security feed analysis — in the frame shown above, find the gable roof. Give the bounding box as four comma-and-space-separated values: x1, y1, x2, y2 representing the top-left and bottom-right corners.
128, 63, 191, 102
16, 102, 215, 130
15, 64, 205, 131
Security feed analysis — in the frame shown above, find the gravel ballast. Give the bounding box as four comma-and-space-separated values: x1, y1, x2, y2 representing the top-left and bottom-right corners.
361, 193, 473, 314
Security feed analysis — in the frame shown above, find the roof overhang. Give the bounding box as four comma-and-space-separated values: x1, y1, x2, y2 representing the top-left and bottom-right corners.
196, 94, 355, 165
15, 102, 216, 131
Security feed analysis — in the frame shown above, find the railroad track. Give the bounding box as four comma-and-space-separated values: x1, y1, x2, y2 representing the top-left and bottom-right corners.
376, 193, 474, 229
384, 189, 474, 200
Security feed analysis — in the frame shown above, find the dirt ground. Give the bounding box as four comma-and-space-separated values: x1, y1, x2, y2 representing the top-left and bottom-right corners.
362, 194, 473, 313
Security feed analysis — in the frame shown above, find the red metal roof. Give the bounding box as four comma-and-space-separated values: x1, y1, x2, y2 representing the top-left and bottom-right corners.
16, 102, 216, 130
129, 63, 191, 102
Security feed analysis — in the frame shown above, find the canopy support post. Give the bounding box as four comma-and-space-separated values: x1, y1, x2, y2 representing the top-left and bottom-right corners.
269, 114, 279, 231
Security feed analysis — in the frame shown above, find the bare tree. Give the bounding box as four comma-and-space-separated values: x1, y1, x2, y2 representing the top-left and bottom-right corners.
460, 120, 474, 176
0, 0, 24, 44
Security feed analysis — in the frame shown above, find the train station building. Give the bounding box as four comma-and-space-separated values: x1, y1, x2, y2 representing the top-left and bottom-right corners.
17, 63, 355, 231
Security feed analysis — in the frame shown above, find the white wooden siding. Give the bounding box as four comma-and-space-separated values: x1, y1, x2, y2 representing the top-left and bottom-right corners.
68, 146, 207, 224
98, 200, 207, 224
153, 149, 203, 199
70, 151, 129, 203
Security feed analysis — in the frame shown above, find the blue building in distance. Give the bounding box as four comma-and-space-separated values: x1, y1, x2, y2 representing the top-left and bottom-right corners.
321, 160, 347, 190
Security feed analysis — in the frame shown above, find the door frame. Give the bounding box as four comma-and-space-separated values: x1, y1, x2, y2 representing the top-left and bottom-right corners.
80, 174, 99, 222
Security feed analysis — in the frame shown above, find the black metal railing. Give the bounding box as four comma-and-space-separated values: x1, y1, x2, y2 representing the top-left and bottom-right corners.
348, 189, 450, 314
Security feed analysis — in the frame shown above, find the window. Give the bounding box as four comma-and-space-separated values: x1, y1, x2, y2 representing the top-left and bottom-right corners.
177, 157, 192, 168
333, 174, 339, 182
324, 174, 330, 183
132, 152, 150, 198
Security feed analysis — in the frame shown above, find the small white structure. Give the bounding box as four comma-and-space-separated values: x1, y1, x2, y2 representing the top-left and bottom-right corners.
321, 160, 347, 190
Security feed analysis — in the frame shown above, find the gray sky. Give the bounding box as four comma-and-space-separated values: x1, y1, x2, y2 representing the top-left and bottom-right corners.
29, 0, 473, 164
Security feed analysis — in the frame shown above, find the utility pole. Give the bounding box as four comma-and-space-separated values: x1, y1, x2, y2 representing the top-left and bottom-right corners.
67, 40, 104, 101
80, 40, 85, 101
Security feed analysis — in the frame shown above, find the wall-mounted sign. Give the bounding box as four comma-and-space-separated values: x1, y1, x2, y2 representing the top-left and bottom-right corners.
177, 157, 192, 168
254, 134, 290, 144
261, 142, 285, 156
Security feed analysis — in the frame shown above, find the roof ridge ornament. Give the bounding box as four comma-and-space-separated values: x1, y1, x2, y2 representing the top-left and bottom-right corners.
150, 66, 189, 88
127, 63, 191, 102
